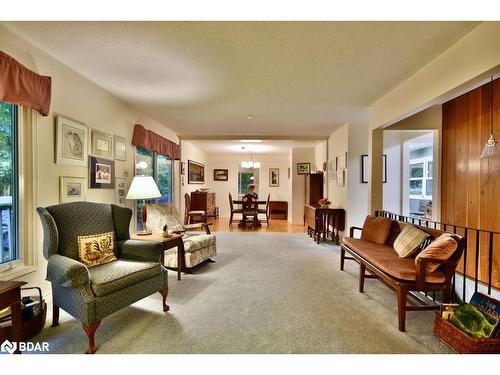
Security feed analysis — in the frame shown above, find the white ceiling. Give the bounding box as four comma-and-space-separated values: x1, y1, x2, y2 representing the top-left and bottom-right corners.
187, 139, 325, 154
5, 21, 478, 136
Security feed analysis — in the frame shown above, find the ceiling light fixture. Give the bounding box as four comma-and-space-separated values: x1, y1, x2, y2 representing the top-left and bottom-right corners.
480, 76, 500, 158
241, 148, 260, 169
240, 139, 262, 143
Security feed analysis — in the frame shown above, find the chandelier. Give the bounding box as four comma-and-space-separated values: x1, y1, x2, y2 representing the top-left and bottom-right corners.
240, 148, 261, 169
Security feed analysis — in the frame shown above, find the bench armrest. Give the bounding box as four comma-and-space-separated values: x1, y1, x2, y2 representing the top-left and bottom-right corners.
117, 239, 164, 263
350, 226, 363, 238
415, 256, 459, 290
47, 254, 90, 288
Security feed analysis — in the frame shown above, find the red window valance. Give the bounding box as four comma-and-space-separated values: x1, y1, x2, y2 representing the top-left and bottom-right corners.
132, 124, 180, 160
0, 51, 52, 116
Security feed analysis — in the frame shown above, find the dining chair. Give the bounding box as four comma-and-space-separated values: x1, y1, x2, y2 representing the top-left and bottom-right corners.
184, 193, 207, 225
228, 192, 243, 226
257, 193, 270, 226
242, 194, 259, 228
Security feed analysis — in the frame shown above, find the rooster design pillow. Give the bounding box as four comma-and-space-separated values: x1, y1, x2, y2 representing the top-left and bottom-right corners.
77, 231, 117, 267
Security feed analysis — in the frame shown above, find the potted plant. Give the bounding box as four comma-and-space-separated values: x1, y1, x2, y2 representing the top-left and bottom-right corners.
318, 197, 331, 208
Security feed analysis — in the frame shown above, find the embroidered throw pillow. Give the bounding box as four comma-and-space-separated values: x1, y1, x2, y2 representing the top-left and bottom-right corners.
415, 234, 458, 273
393, 224, 429, 258
77, 231, 117, 267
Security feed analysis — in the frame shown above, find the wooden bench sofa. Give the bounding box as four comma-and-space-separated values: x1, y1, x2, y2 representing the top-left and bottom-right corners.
340, 215, 465, 332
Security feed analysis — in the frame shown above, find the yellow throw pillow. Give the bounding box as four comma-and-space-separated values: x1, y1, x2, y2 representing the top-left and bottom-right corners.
393, 224, 429, 258
77, 231, 117, 267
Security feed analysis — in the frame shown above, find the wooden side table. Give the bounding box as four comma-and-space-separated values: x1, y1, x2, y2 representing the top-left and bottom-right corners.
130, 233, 185, 280
0, 280, 27, 354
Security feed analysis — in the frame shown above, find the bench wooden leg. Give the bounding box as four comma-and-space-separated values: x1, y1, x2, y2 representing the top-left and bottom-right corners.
359, 264, 366, 293
340, 248, 345, 271
397, 287, 407, 332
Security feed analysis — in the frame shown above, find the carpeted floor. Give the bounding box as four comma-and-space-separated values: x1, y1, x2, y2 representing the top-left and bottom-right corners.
35, 232, 451, 354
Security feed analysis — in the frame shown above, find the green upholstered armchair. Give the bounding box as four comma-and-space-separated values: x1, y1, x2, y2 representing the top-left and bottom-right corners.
37, 202, 169, 354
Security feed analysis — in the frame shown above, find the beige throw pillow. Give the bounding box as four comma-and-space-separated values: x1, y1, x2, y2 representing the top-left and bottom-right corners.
77, 231, 117, 267
393, 225, 429, 258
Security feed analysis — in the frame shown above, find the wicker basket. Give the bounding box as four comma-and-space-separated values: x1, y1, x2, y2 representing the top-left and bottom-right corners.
434, 312, 500, 354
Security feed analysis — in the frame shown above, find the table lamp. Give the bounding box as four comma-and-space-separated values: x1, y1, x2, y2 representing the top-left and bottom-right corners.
126, 176, 161, 235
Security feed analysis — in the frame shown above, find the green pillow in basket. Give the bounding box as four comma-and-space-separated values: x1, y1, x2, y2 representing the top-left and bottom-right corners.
450, 304, 496, 339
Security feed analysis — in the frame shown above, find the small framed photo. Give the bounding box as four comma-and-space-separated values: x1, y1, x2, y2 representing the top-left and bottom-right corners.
60, 176, 86, 203
338, 152, 347, 170
188, 160, 205, 184
297, 162, 310, 175
89, 156, 115, 189
115, 177, 128, 206
336, 170, 345, 187
213, 168, 228, 181
269, 168, 279, 187
113, 135, 127, 161
55, 115, 88, 166
180, 161, 186, 175
91, 130, 113, 158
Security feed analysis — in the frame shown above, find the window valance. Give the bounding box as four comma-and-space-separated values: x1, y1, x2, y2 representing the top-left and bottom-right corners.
0, 51, 52, 116
132, 124, 180, 160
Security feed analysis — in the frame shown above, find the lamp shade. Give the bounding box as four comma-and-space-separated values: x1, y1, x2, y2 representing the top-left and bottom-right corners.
126, 176, 161, 200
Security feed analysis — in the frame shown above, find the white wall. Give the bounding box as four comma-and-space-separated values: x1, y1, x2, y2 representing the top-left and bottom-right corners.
0, 26, 183, 292
328, 123, 369, 232
346, 123, 369, 229
314, 141, 328, 196
290, 148, 315, 224
180, 141, 208, 218
383, 131, 403, 214
206, 153, 290, 218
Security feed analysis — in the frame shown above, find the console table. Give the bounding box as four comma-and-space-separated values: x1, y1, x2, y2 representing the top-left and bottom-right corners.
304, 204, 345, 244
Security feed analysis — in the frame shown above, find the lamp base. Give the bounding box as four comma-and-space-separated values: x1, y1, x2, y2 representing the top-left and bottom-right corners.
135, 230, 152, 236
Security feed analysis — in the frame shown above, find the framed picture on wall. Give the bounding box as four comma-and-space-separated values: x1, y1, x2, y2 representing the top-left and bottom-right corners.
188, 160, 205, 184
269, 168, 279, 187
115, 177, 128, 206
361, 154, 387, 183
59, 176, 86, 203
336, 170, 345, 187
213, 168, 228, 181
55, 115, 88, 167
89, 156, 115, 189
91, 129, 113, 158
113, 135, 127, 161
338, 152, 347, 170
297, 162, 310, 175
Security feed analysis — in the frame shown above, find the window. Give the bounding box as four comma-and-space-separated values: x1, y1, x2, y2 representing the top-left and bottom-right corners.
238, 168, 259, 197
135, 147, 173, 230
0, 102, 18, 265
408, 156, 433, 217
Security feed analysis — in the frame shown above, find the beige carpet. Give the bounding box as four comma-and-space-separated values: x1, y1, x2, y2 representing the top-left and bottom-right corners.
34, 232, 451, 354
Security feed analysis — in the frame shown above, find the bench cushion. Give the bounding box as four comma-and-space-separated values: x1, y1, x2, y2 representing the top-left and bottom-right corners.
360, 215, 392, 245
342, 237, 446, 284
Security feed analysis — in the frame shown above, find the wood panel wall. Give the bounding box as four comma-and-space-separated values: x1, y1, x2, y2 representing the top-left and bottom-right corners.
442, 78, 500, 289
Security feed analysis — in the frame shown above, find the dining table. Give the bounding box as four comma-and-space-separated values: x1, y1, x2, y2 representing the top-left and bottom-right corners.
232, 199, 267, 227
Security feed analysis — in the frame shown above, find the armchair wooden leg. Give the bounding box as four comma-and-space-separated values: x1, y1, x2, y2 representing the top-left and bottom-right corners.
52, 304, 60, 327
340, 248, 345, 271
397, 287, 407, 332
359, 264, 366, 293
82, 320, 101, 354
160, 288, 170, 312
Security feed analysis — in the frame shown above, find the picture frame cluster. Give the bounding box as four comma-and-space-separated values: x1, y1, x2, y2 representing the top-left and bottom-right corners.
55, 115, 129, 204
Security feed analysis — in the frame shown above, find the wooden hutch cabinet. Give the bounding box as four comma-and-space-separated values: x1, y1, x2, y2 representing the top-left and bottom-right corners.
190, 191, 217, 218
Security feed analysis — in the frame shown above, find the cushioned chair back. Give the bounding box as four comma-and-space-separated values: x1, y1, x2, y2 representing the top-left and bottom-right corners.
146, 203, 183, 232
45, 202, 115, 260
